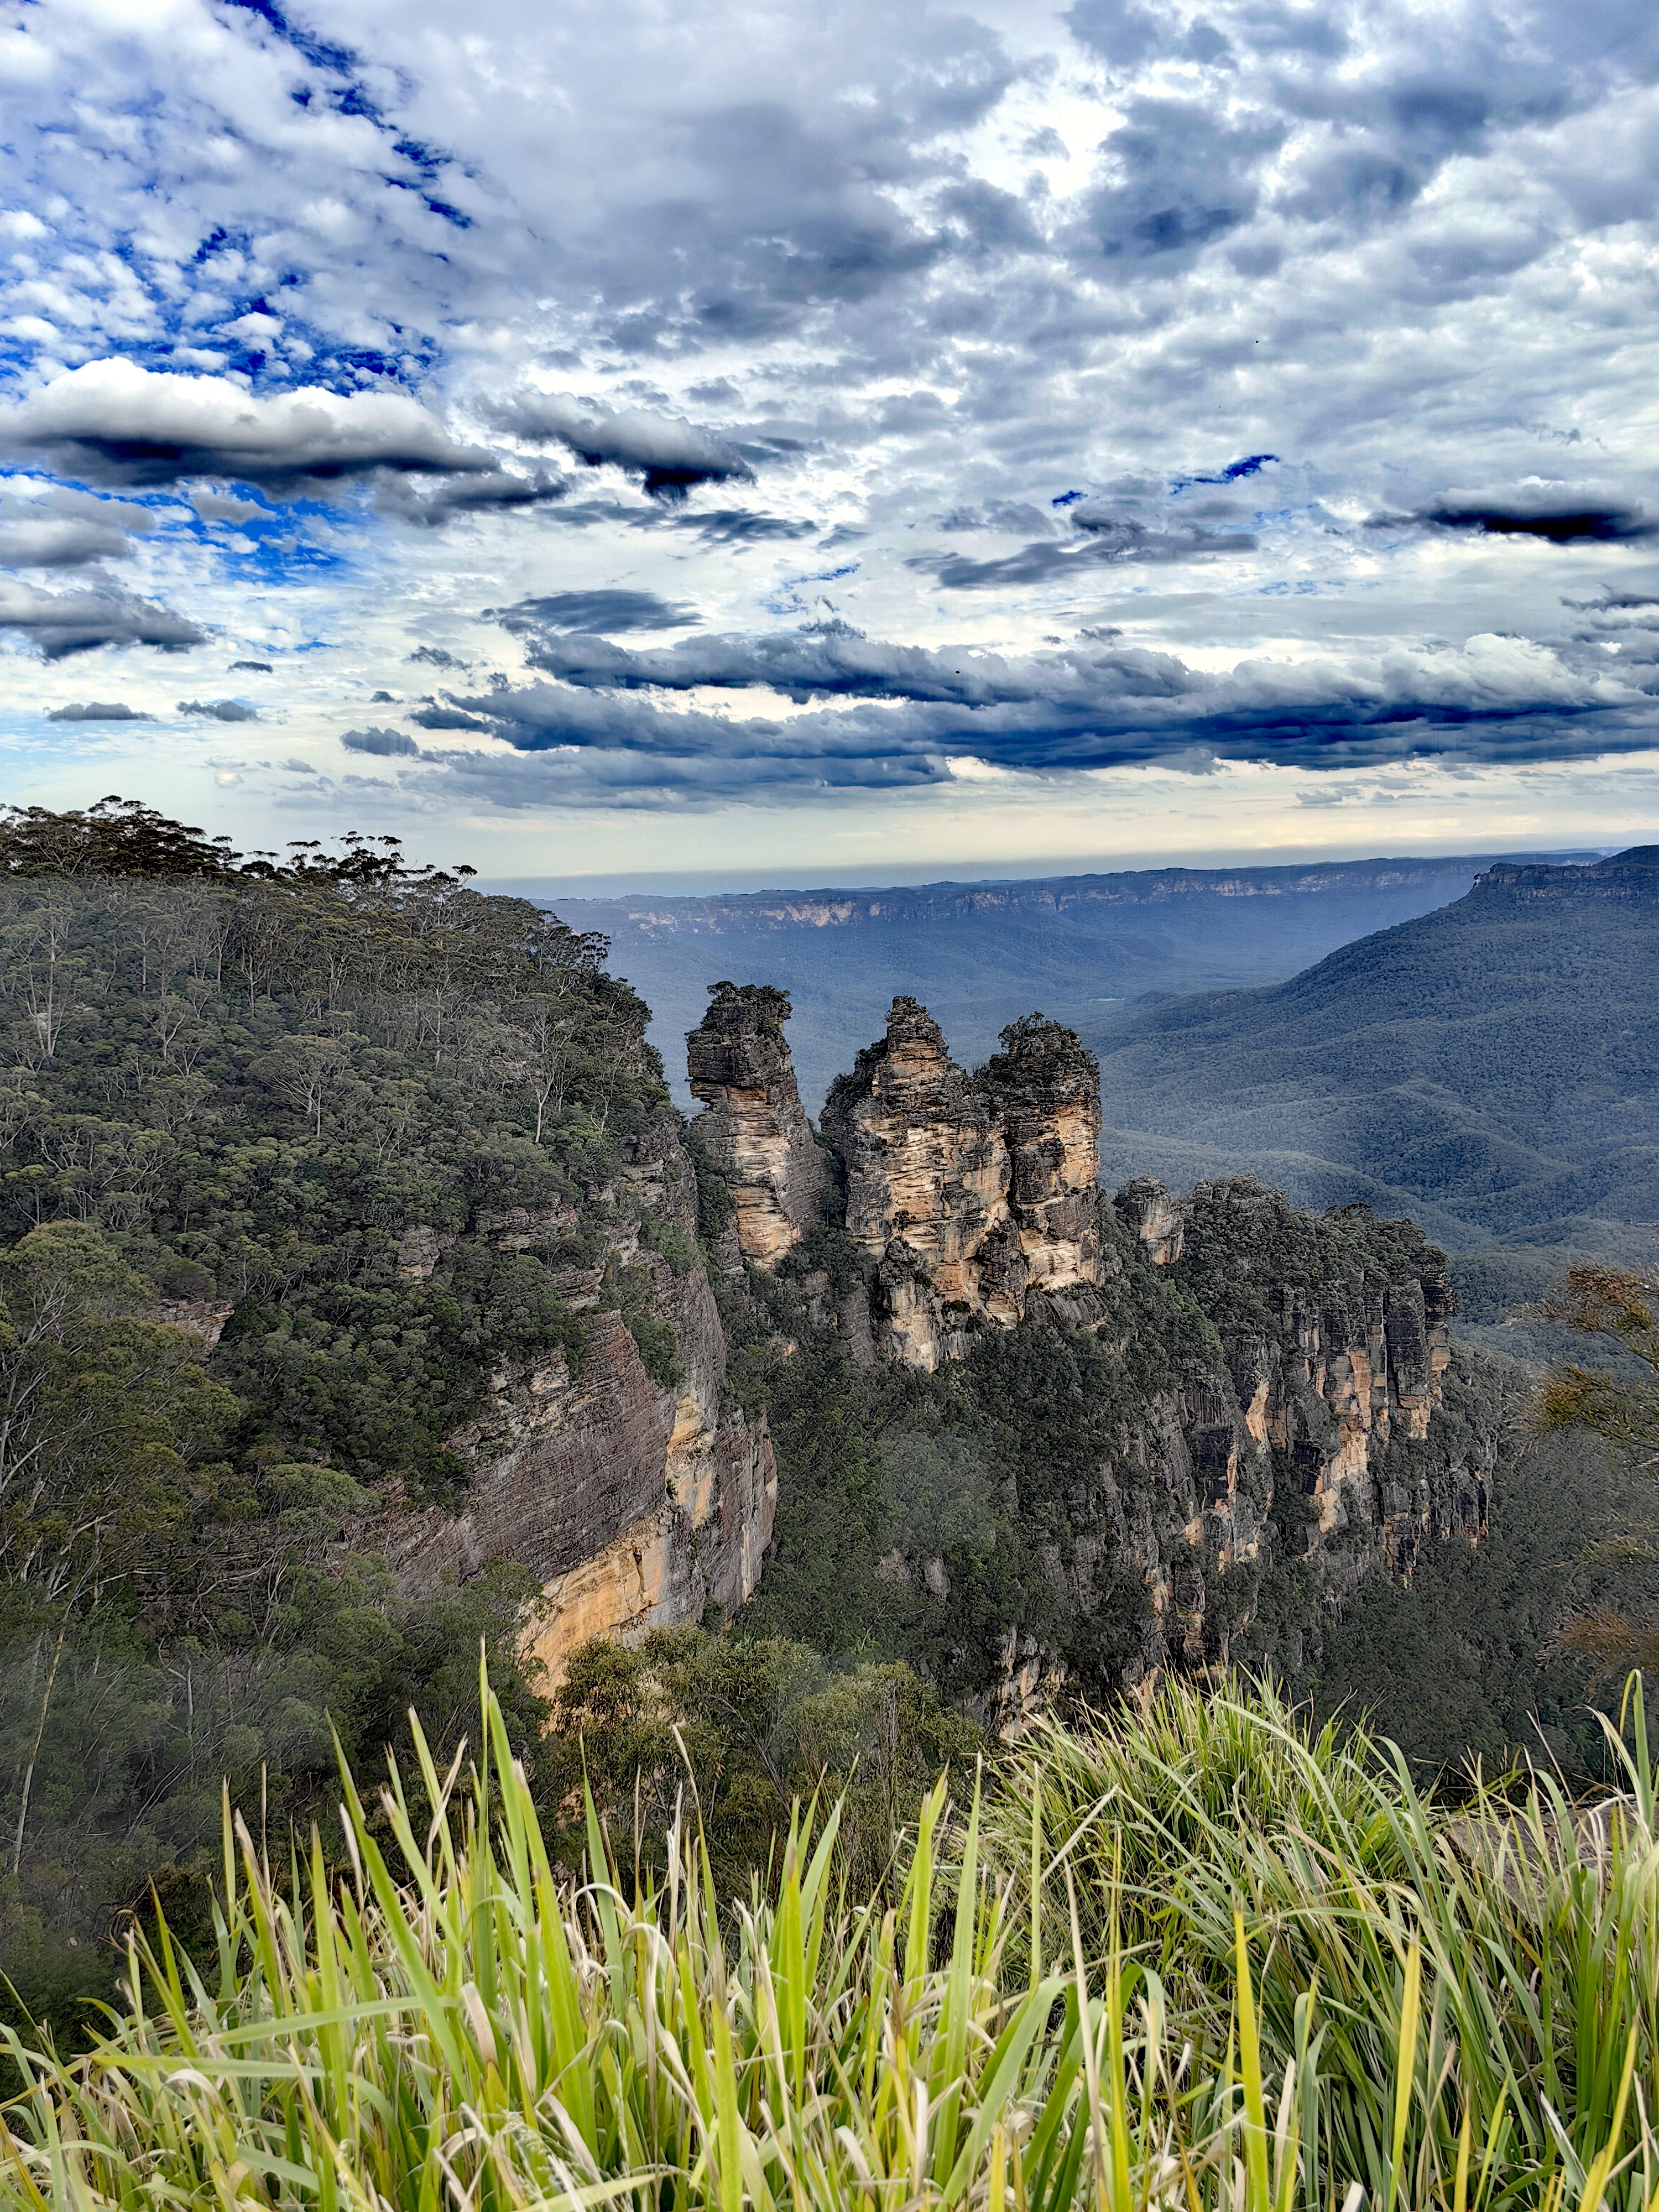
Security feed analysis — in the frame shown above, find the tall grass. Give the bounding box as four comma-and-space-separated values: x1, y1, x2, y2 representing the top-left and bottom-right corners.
986, 1674, 1659, 2212
2, 1670, 1657, 2211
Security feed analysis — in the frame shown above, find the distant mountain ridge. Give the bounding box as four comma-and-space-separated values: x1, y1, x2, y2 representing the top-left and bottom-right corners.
555, 851, 1599, 1110
1082, 846, 1659, 1256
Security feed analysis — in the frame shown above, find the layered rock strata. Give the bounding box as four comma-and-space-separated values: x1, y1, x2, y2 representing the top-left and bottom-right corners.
821, 999, 1104, 1370
389, 1111, 775, 1679
971, 1177, 1483, 1733
687, 982, 831, 1270
691, 993, 1491, 1735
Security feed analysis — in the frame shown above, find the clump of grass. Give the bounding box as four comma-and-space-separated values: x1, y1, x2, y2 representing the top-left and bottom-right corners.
986, 1672, 1659, 2211
2, 1668, 1657, 2211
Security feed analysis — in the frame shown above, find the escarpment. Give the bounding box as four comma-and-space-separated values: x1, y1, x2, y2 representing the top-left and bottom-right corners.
703, 989, 1498, 1732
388, 1105, 775, 1677
394, 975, 1495, 1718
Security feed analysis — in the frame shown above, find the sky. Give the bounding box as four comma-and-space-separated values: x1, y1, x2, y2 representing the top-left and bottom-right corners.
0, 0, 1656, 884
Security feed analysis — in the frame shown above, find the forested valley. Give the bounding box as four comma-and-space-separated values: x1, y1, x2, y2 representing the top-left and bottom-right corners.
0, 798, 1645, 2060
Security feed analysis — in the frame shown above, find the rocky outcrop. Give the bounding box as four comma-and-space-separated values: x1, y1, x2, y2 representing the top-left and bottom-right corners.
968, 1177, 1485, 1733
156, 1296, 236, 1347
686, 991, 1494, 1733
389, 1110, 775, 1680
821, 999, 1104, 1370
687, 983, 830, 1270
1114, 1177, 1184, 1266
1473, 846, 1659, 906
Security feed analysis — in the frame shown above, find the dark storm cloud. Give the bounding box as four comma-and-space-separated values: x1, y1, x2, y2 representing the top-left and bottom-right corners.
0, 582, 206, 659
488, 393, 755, 499
1396, 504, 1658, 544
501, 627, 1653, 744
493, 589, 703, 636
45, 700, 155, 721
375, 468, 570, 526
342, 726, 422, 756
178, 698, 258, 721
0, 363, 494, 495
505, 620, 1120, 703
421, 625, 1657, 804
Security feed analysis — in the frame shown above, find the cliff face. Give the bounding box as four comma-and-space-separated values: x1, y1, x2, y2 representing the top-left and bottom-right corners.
821, 999, 1104, 1370
1472, 846, 1658, 905
686, 983, 830, 1271
390, 1108, 775, 1678
713, 994, 1495, 1735
390, 974, 1493, 1720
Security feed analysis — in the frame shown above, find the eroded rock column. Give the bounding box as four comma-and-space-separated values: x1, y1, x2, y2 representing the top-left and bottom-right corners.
687, 982, 830, 1269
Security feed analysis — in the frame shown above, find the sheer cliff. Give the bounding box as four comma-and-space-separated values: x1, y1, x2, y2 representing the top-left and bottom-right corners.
703, 988, 1498, 1726
387, 1104, 775, 1677
686, 982, 830, 1271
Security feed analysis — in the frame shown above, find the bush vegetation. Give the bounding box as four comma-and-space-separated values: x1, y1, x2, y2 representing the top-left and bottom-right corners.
0, 800, 670, 2037
7, 1671, 1659, 2211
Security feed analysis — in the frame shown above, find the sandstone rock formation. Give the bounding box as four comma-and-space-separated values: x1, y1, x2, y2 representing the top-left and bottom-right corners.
390, 1110, 775, 1680
821, 999, 1104, 1369
970, 1176, 1480, 1733
687, 982, 830, 1270
684, 990, 1490, 1736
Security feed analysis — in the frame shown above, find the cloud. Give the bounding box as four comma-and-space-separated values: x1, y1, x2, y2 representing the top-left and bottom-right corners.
492, 589, 703, 636
407, 703, 495, 731
418, 627, 1658, 806
0, 483, 159, 568
45, 700, 155, 721
1080, 99, 1284, 268
0, 581, 206, 659
488, 392, 755, 498
406, 645, 468, 670
190, 488, 271, 524
663, 507, 817, 544
178, 698, 258, 721
342, 725, 421, 755
229, 660, 273, 671
1376, 498, 1657, 544
374, 467, 570, 526
0, 361, 493, 494
495, 623, 1655, 742
909, 514, 1255, 589
1, 0, 1657, 834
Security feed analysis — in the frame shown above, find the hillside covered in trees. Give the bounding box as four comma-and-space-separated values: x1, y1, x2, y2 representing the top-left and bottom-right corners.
0, 800, 1633, 2047
0, 800, 675, 2024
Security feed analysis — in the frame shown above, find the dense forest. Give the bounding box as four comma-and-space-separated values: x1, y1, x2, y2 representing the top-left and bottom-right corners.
0, 799, 668, 2025
0, 799, 1640, 2051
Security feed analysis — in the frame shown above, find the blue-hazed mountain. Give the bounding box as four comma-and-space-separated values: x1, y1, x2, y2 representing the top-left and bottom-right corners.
548, 852, 1597, 1112
1077, 847, 1659, 1259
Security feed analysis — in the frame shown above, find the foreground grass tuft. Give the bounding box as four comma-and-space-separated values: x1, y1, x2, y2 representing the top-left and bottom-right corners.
6, 1671, 1659, 2210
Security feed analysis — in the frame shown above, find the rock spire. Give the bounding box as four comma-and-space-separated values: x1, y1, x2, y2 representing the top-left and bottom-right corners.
821, 998, 1104, 1369
686, 982, 830, 1269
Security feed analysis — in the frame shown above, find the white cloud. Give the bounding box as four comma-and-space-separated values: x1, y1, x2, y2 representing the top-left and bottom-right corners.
0, 359, 491, 491
0, 0, 1651, 861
